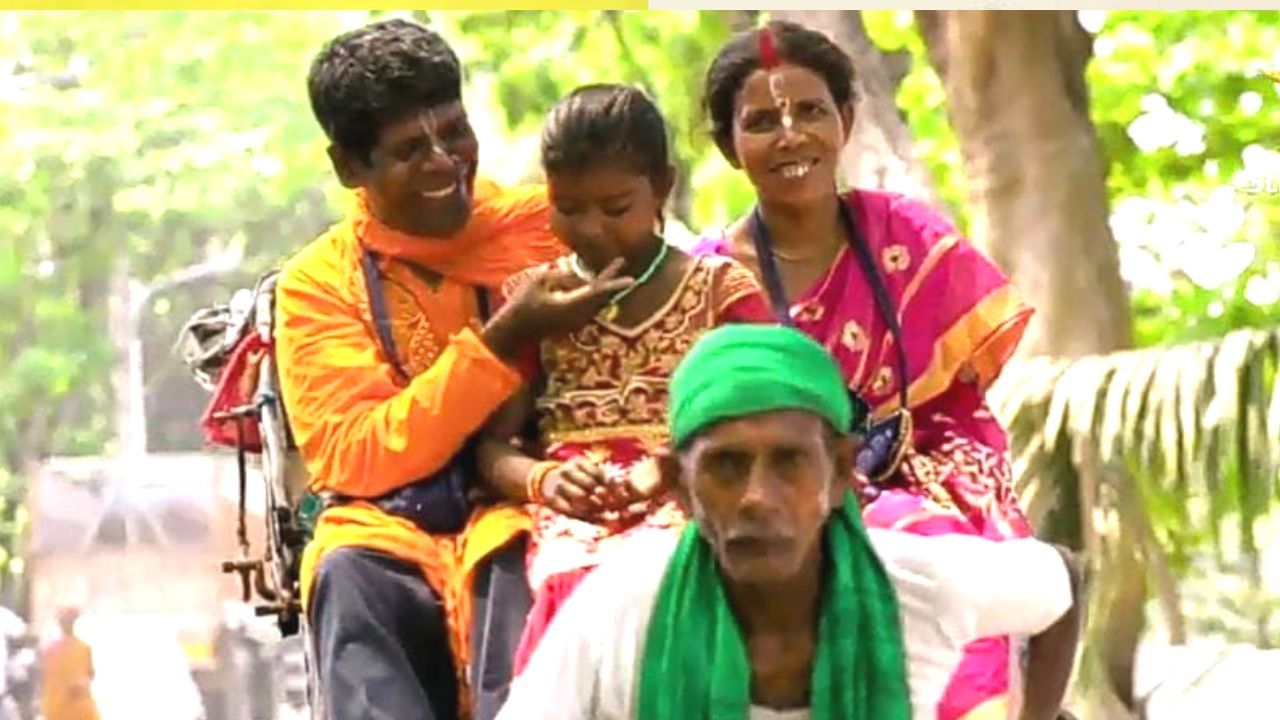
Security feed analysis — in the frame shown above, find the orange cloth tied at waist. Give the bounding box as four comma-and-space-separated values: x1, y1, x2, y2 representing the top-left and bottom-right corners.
300, 501, 530, 718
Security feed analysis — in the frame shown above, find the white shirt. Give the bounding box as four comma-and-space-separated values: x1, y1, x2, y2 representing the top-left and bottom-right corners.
0, 607, 26, 697
496, 527, 1073, 720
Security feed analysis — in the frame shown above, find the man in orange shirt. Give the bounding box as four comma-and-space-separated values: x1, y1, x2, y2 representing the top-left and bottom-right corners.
277, 18, 633, 720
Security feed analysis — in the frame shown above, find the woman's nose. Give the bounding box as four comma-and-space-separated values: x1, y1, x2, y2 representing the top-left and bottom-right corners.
775, 118, 805, 149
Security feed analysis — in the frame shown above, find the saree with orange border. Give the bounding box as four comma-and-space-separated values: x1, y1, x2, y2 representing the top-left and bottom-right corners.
692, 188, 1034, 720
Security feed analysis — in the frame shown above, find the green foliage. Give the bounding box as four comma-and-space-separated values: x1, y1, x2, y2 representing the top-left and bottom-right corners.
993, 330, 1279, 558
430, 10, 748, 228
1088, 11, 1280, 348
861, 10, 971, 231
865, 10, 1280, 349
0, 12, 351, 589
990, 328, 1280, 642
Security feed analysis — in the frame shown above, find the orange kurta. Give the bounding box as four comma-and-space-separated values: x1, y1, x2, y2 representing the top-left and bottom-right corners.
40, 637, 99, 720
275, 178, 565, 712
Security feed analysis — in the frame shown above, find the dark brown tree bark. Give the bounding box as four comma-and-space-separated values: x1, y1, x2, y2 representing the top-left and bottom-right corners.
915, 10, 1131, 359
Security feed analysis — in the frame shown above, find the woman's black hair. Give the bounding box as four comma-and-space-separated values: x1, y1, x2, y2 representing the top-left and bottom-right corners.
308, 18, 462, 162
702, 20, 857, 153
541, 83, 671, 185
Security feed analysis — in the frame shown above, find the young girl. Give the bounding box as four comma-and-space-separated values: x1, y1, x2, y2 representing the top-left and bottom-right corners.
478, 83, 772, 670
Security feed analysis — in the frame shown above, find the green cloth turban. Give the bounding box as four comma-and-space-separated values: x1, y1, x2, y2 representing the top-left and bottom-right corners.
669, 324, 859, 447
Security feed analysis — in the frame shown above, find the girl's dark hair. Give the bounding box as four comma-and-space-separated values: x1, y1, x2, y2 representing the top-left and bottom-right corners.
308, 18, 462, 162
541, 83, 671, 184
703, 20, 857, 152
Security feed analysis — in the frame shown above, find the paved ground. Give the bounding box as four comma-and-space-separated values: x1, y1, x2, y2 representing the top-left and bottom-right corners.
1134, 642, 1280, 719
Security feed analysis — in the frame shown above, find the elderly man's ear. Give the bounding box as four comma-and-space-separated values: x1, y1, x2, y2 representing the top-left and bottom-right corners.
834, 432, 859, 478
652, 445, 689, 510
829, 431, 861, 507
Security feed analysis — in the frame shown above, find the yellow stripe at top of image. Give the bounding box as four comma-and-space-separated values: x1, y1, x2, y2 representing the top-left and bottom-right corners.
4, 1, 646, 9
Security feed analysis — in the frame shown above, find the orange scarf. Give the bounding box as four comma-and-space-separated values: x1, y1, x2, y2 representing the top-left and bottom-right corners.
352, 178, 566, 288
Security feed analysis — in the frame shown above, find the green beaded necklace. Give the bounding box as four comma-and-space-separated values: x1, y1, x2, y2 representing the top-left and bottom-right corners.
570, 239, 670, 321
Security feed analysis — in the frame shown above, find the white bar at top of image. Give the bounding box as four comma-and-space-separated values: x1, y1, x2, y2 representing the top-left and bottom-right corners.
646, 2, 1280, 10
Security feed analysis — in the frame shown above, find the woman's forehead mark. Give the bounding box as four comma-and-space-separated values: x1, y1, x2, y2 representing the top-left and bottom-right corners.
768, 72, 797, 130
757, 27, 795, 130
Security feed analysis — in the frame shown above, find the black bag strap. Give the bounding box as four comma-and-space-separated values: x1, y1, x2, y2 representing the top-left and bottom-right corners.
748, 207, 795, 327
748, 196, 910, 412
360, 248, 489, 382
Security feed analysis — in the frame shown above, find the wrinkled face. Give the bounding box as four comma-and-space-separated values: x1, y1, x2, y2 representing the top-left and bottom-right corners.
333, 100, 480, 238
674, 410, 853, 585
727, 63, 852, 208
548, 163, 672, 277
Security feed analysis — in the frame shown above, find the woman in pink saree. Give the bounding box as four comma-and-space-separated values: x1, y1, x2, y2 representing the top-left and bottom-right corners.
691, 21, 1038, 720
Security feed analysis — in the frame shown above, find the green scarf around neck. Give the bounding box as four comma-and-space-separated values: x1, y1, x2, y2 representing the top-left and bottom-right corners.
636, 491, 910, 720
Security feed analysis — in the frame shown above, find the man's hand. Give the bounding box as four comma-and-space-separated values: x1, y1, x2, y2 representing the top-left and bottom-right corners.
483, 258, 634, 361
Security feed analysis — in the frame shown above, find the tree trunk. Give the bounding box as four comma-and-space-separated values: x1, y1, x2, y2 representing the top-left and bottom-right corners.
771, 11, 944, 210
916, 11, 1140, 717
108, 256, 131, 455
915, 10, 1131, 359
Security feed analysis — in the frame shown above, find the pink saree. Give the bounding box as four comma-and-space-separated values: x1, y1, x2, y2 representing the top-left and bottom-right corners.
692, 188, 1035, 720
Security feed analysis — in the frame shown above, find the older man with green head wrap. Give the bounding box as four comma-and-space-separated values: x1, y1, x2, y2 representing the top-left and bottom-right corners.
497, 325, 1081, 720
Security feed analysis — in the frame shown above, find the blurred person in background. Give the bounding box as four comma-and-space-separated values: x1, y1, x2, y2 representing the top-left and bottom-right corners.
40, 607, 99, 720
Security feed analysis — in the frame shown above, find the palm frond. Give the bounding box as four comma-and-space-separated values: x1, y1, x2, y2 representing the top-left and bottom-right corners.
989, 327, 1280, 561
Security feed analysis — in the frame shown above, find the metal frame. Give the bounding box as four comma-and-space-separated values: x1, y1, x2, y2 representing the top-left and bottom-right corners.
211, 275, 321, 719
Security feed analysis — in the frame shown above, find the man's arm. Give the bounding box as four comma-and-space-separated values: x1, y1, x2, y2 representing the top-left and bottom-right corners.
938, 536, 1082, 720
276, 249, 632, 499
1018, 545, 1083, 720
476, 388, 542, 503
274, 263, 525, 498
